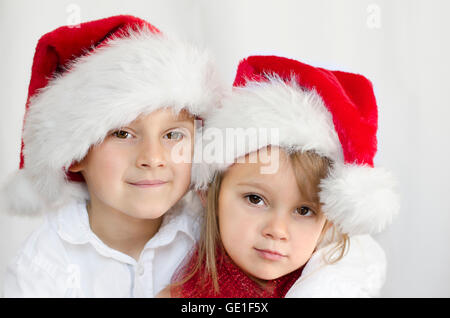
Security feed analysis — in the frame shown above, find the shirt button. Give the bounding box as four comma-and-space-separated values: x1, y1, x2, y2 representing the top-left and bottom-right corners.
137, 264, 145, 276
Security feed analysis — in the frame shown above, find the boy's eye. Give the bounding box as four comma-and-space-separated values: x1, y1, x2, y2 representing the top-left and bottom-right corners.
245, 194, 265, 206
164, 131, 184, 141
113, 130, 131, 139
295, 206, 315, 216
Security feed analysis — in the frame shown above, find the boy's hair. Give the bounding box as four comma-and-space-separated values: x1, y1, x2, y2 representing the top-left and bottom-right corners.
176, 150, 349, 293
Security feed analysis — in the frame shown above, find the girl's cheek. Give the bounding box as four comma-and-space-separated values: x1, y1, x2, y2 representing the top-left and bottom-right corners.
293, 222, 325, 246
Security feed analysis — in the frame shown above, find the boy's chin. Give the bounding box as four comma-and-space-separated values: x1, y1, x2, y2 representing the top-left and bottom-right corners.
126, 206, 170, 220
130, 208, 168, 220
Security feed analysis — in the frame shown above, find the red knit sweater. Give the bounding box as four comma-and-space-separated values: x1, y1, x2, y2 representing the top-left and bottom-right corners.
171, 246, 303, 298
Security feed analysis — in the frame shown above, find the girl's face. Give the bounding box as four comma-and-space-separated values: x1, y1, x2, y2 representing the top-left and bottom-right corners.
218, 147, 327, 281
70, 108, 195, 219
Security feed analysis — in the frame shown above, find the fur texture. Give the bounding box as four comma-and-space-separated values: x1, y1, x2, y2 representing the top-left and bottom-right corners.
191, 77, 343, 189
285, 234, 387, 297
319, 163, 400, 235
234, 55, 379, 166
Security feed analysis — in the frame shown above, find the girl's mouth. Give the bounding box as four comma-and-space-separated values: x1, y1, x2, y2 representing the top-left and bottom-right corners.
254, 248, 287, 261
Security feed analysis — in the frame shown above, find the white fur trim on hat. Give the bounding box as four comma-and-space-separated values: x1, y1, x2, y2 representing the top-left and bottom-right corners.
191, 77, 343, 190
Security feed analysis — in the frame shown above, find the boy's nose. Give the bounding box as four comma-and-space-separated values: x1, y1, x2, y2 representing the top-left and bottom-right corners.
262, 213, 289, 241
136, 141, 166, 169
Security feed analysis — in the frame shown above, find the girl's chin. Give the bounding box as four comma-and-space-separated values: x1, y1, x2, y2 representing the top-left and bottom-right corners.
245, 269, 283, 282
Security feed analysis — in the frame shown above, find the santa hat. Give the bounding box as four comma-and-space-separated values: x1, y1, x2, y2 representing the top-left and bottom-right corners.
2, 15, 222, 215
191, 55, 399, 236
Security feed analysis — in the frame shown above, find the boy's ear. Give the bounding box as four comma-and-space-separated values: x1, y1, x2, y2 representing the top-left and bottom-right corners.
68, 161, 84, 173
196, 190, 208, 208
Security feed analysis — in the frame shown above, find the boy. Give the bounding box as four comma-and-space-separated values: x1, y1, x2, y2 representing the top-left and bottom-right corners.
1, 15, 221, 297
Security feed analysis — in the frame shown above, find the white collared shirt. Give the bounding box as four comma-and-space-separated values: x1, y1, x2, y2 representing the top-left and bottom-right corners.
2, 199, 201, 298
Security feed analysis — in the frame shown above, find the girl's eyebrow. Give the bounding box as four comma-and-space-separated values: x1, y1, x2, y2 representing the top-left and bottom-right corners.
236, 181, 271, 193
238, 181, 313, 209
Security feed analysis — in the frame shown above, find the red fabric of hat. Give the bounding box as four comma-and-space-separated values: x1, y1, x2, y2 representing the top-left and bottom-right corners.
233, 55, 378, 167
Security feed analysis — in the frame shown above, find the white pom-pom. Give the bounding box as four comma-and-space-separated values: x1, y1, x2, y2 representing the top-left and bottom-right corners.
0, 169, 48, 216
319, 163, 400, 235
1, 169, 89, 216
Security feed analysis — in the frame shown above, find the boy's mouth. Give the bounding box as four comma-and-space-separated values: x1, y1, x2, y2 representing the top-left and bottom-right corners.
127, 180, 168, 188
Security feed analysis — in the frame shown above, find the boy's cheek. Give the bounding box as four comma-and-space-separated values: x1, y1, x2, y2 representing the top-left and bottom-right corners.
96, 153, 126, 172
84, 147, 127, 179
172, 162, 193, 184
167, 141, 193, 164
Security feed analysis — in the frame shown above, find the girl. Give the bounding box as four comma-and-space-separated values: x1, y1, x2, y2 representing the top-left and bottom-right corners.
159, 55, 399, 297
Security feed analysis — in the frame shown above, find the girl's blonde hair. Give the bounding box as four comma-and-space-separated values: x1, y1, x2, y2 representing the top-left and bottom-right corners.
177, 150, 349, 293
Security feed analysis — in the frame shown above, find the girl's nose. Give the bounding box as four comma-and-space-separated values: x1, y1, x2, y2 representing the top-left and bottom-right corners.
262, 213, 289, 241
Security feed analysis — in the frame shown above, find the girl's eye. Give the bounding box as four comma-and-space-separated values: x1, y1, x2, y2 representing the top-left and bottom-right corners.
245, 194, 265, 206
295, 206, 315, 216
113, 130, 132, 139
164, 131, 184, 141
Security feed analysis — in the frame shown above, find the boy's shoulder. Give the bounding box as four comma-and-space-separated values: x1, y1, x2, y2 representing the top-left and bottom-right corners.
9, 201, 84, 272
160, 191, 204, 241
2, 202, 86, 297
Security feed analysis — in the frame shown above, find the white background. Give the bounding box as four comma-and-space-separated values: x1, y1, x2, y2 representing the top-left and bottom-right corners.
1, 0, 449, 297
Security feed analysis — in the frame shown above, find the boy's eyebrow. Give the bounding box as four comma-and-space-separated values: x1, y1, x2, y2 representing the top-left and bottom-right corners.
163, 121, 195, 131
164, 114, 195, 125
130, 118, 194, 130
172, 118, 195, 124
172, 110, 195, 122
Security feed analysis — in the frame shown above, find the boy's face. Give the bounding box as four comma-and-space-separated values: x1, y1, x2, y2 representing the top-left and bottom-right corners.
70, 108, 195, 219
217, 147, 327, 281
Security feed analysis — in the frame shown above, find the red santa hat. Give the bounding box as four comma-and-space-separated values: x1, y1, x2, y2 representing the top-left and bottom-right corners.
191, 55, 399, 236
2, 15, 222, 215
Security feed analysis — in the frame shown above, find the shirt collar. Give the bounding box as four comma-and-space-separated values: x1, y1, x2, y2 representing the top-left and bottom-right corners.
51, 198, 200, 261
145, 199, 201, 249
